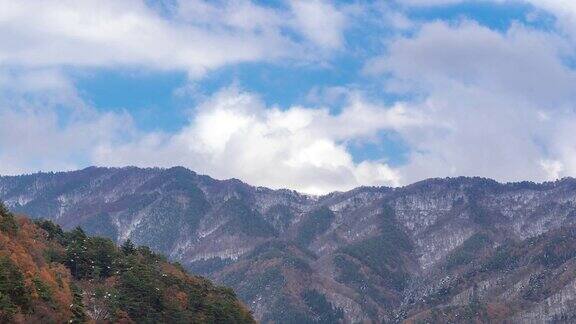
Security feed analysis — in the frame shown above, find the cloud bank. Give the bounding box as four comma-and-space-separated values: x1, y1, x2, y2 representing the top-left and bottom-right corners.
1, 0, 576, 194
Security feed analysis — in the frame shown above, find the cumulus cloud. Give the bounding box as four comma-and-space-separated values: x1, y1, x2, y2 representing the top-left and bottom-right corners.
366, 20, 576, 183
0, 70, 422, 194
92, 88, 422, 194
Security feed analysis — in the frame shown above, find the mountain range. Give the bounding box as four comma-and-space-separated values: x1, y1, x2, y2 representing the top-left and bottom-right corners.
2, 166, 576, 322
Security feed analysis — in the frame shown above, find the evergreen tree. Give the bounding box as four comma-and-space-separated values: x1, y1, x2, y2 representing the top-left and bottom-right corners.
35, 219, 67, 244
69, 284, 87, 324
0, 257, 31, 320
121, 239, 136, 255
65, 227, 92, 279
90, 237, 118, 279
0, 202, 18, 235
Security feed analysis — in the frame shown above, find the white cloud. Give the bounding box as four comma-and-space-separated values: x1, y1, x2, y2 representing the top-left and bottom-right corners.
366, 20, 576, 183
396, 0, 468, 6
3, 0, 576, 194
289, 0, 347, 50
540, 159, 564, 179
367, 20, 576, 107
397, 0, 576, 44
91, 88, 421, 194
0, 68, 421, 195
0, 0, 384, 195
525, 0, 576, 41
0, 0, 348, 77
0, 107, 131, 175
0, 69, 132, 175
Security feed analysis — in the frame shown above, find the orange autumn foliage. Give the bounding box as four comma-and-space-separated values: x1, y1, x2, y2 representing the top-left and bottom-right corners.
0, 207, 255, 324
0, 217, 73, 323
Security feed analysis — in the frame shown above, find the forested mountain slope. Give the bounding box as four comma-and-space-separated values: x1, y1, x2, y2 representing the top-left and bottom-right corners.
2, 167, 576, 322
0, 203, 254, 323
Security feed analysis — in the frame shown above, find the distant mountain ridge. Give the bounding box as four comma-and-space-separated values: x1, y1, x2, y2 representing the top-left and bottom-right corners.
2, 166, 576, 322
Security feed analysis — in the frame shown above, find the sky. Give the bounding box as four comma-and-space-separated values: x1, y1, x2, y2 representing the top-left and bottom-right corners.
1, 0, 576, 194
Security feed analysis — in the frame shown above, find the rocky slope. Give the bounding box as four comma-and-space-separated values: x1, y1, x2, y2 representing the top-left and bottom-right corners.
0, 202, 254, 323
2, 167, 576, 322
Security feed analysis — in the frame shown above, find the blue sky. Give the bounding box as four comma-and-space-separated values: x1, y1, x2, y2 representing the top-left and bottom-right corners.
1, 0, 576, 194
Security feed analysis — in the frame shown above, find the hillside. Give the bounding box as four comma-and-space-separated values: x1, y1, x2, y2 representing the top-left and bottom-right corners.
0, 202, 254, 323
2, 167, 576, 322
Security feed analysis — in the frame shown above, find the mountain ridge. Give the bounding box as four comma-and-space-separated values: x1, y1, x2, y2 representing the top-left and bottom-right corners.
3, 166, 576, 322
4, 165, 575, 197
